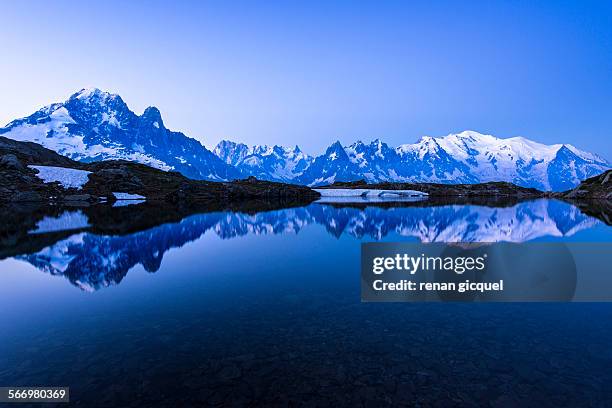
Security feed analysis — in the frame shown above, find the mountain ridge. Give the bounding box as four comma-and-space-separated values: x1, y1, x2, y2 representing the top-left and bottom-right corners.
1, 88, 609, 190
217, 131, 609, 190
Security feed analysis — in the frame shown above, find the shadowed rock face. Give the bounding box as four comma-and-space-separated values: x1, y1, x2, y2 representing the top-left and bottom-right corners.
556, 170, 612, 200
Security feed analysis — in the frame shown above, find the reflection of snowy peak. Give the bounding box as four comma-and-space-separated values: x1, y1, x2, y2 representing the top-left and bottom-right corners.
303, 200, 599, 242
0, 88, 238, 181
18, 200, 600, 291
19, 215, 220, 291
214, 131, 609, 190
213, 140, 313, 182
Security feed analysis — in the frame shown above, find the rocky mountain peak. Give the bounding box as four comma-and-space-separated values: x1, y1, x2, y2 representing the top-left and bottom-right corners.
141, 106, 164, 129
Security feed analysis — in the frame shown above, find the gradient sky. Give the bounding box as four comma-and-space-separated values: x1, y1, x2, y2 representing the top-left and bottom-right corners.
1, 0, 611, 158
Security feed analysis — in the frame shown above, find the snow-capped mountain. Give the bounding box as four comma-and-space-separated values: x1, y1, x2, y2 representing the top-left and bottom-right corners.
0, 88, 239, 181
405, 131, 610, 191
293, 131, 608, 189
214, 132, 609, 190
213, 140, 313, 182
290, 131, 608, 190
1, 88, 608, 190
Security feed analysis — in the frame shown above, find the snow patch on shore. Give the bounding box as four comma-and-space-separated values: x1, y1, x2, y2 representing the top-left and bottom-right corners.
29, 165, 91, 189
113, 192, 146, 200
314, 188, 428, 197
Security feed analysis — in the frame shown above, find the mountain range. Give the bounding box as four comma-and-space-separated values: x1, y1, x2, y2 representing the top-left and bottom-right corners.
1, 88, 609, 191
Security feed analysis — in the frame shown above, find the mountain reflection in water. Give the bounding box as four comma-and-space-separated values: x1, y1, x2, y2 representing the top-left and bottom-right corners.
4, 199, 604, 291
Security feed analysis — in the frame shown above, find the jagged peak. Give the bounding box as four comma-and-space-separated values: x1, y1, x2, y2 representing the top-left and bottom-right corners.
216, 139, 240, 146
66, 88, 128, 115
324, 140, 348, 161
213, 139, 249, 154
369, 138, 387, 149
141, 106, 164, 128
70, 87, 119, 101
143, 106, 161, 116
328, 140, 344, 150
73, 87, 102, 98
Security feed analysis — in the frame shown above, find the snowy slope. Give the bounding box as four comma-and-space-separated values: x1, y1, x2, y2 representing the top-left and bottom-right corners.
418, 131, 610, 190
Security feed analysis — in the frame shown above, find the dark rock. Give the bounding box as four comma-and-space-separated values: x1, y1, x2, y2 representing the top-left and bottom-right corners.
10, 191, 43, 202
63, 194, 93, 202
96, 168, 130, 178
556, 170, 611, 200
554, 170, 612, 225
0, 154, 24, 171
0, 136, 80, 167
320, 179, 545, 199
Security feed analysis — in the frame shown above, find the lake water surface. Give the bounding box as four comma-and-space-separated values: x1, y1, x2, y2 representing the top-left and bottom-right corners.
1, 199, 611, 406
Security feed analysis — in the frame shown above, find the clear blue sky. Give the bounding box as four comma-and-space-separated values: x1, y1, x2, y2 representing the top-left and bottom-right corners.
1, 0, 611, 158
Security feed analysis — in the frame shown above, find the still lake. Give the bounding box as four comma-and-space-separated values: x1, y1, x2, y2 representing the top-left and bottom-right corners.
1, 198, 611, 406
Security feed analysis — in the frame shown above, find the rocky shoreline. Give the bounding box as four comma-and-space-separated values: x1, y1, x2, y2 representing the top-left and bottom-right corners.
318, 179, 546, 199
